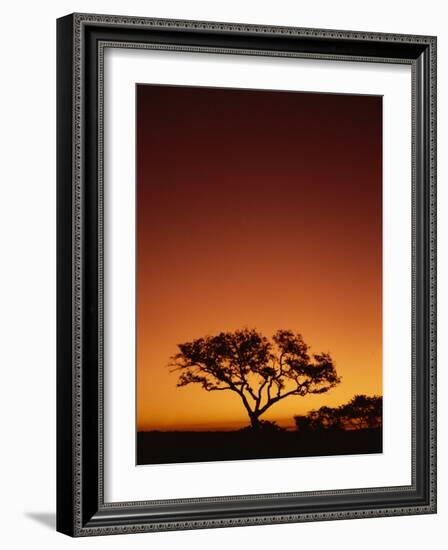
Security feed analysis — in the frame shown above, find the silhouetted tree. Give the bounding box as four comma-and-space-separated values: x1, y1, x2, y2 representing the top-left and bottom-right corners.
170, 328, 340, 430
339, 395, 382, 429
308, 406, 343, 431
294, 415, 314, 432
294, 394, 382, 432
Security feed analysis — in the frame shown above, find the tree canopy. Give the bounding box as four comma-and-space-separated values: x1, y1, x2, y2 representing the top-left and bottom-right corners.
170, 328, 340, 430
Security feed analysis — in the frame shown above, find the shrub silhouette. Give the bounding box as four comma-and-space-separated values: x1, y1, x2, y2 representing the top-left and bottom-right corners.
294, 395, 382, 432
339, 395, 382, 429
238, 420, 287, 433
294, 406, 343, 432
170, 328, 340, 430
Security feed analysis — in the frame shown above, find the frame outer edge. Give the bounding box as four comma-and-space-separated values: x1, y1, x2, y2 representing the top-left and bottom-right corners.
73, 11, 435, 44
56, 13, 76, 537
428, 35, 437, 514
73, 12, 84, 537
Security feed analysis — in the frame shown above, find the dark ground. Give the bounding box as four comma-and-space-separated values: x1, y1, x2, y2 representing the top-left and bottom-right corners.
137, 428, 382, 465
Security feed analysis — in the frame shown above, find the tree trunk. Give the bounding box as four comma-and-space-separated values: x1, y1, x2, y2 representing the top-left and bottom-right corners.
249, 413, 261, 431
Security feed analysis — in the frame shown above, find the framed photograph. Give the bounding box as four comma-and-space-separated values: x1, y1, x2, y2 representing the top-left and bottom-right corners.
57, 13, 437, 536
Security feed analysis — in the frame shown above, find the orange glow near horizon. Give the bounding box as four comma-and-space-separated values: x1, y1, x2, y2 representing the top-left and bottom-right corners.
136, 85, 382, 431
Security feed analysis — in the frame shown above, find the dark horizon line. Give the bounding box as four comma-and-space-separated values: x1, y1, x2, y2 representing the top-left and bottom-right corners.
137, 427, 382, 433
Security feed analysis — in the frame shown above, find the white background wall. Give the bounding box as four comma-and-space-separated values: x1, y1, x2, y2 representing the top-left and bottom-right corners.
0, 1, 445, 548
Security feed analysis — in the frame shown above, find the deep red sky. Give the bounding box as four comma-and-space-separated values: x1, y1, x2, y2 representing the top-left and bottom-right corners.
136, 84, 382, 431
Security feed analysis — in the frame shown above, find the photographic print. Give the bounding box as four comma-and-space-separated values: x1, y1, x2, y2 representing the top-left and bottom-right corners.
136, 84, 383, 465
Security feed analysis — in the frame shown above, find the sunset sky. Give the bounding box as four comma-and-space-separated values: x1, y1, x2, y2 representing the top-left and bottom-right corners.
136, 84, 382, 431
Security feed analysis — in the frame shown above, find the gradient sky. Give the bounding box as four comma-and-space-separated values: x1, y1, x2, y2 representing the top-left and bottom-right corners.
136, 84, 382, 431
